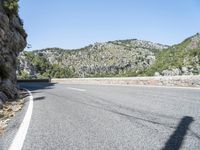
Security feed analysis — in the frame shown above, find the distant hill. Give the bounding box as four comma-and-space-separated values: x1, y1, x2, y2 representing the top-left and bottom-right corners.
17, 34, 200, 79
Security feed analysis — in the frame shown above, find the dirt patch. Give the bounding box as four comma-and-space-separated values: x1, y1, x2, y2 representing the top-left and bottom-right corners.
0, 91, 27, 135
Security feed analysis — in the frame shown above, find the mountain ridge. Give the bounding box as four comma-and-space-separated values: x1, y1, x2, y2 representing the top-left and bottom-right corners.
17, 33, 200, 79
31, 38, 169, 52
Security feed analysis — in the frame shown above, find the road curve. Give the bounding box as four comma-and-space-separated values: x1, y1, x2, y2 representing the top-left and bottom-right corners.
18, 83, 200, 149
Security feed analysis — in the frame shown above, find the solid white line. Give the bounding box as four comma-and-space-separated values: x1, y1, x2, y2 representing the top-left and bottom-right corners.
9, 90, 33, 150
67, 87, 86, 92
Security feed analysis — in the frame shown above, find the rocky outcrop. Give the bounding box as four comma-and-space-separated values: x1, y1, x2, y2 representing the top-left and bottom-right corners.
0, 0, 27, 107
17, 52, 35, 76
160, 66, 200, 76
185, 33, 200, 50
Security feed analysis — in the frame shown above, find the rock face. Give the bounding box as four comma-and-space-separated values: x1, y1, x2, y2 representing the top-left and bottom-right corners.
0, 0, 27, 102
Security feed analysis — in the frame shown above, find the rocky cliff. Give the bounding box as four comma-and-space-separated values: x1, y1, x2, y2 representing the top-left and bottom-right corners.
0, 0, 27, 106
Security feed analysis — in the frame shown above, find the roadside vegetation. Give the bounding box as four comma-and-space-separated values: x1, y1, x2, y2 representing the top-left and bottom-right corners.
2, 0, 19, 15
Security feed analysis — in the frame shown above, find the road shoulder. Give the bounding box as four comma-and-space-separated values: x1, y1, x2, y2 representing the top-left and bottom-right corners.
0, 90, 32, 150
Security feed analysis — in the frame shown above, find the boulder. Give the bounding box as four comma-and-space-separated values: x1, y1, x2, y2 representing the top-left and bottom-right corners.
181, 67, 188, 74
162, 68, 181, 76
154, 72, 160, 76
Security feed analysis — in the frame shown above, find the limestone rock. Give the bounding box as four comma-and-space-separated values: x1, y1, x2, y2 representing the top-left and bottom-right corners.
162, 68, 182, 76
154, 72, 160, 76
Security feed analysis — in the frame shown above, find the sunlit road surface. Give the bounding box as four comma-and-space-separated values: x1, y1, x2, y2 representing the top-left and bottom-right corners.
19, 83, 200, 150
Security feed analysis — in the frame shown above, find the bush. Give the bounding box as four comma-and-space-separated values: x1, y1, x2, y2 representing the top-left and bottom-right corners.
3, 0, 19, 15
19, 71, 30, 79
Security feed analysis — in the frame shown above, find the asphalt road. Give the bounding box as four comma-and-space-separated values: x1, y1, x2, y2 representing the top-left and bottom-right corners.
16, 83, 200, 149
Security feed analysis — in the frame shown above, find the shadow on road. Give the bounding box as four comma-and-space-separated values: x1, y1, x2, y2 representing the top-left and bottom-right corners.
162, 116, 194, 150
18, 82, 54, 102
33, 96, 46, 101
18, 82, 56, 92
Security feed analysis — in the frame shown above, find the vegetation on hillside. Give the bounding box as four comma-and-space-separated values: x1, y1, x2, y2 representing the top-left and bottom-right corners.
2, 0, 19, 15
144, 35, 200, 76
17, 34, 200, 79
18, 39, 167, 79
17, 52, 76, 79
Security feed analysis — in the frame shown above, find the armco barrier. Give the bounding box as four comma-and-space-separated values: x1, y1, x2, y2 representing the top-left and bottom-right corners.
52, 75, 200, 87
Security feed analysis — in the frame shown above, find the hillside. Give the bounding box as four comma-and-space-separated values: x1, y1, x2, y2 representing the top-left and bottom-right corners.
145, 33, 200, 76
17, 34, 200, 79
17, 39, 168, 78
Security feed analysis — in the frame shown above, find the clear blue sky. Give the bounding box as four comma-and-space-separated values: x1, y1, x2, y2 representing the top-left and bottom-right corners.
19, 0, 200, 50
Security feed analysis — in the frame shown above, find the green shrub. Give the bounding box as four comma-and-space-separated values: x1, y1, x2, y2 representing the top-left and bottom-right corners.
3, 0, 19, 15
19, 71, 30, 79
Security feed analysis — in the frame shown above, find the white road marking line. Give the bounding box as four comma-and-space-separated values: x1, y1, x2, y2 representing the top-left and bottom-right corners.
9, 89, 33, 150
67, 87, 86, 92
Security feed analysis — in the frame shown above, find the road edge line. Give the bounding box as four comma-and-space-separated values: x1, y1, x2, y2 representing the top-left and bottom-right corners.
8, 89, 33, 150
67, 87, 86, 92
